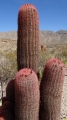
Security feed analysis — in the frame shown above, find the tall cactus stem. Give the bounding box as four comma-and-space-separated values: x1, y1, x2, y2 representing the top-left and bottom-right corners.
17, 4, 39, 73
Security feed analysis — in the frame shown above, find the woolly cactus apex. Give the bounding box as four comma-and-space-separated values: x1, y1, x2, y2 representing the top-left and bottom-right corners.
17, 4, 39, 73
39, 58, 65, 120
15, 68, 40, 120
6, 79, 15, 103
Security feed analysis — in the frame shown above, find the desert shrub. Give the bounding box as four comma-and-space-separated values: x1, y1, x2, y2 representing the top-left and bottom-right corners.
38, 66, 43, 81
39, 49, 53, 68
0, 44, 67, 87
0, 50, 17, 88
54, 45, 67, 65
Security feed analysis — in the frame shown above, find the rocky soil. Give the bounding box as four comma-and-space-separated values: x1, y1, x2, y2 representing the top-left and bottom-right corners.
61, 67, 67, 119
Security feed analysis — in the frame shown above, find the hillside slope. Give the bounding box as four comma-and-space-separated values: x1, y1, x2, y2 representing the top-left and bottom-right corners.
0, 30, 67, 44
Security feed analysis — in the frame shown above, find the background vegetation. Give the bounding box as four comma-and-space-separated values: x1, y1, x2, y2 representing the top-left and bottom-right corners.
0, 41, 67, 85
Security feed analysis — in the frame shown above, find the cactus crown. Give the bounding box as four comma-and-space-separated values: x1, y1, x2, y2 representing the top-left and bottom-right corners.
18, 3, 39, 24
40, 58, 65, 98
15, 68, 32, 79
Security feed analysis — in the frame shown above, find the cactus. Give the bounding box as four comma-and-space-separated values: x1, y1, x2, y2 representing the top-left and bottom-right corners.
14, 68, 40, 120
39, 58, 65, 120
1, 101, 15, 116
17, 4, 39, 73
0, 106, 2, 116
2, 97, 7, 105
0, 110, 14, 120
6, 79, 15, 104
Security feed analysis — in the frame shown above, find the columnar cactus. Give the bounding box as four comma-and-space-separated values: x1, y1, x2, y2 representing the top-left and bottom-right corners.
17, 4, 39, 73
39, 58, 65, 120
14, 68, 40, 120
6, 79, 15, 104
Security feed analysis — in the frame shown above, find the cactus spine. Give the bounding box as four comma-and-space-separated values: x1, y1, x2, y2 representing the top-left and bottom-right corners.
17, 4, 39, 73
39, 58, 65, 120
14, 68, 40, 120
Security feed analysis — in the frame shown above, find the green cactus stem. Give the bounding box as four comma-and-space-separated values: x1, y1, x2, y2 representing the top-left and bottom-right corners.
39, 58, 65, 120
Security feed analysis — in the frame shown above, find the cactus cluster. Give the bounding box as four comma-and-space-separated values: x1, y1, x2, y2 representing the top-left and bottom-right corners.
0, 3, 66, 120
17, 3, 39, 73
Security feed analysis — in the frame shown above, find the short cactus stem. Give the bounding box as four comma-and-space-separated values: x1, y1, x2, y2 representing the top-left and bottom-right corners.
1, 101, 15, 117
39, 58, 65, 120
15, 68, 40, 120
17, 4, 39, 73
0, 110, 14, 120
6, 79, 15, 104
2, 97, 7, 105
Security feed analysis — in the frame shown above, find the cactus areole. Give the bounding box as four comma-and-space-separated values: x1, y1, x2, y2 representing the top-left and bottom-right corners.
17, 4, 39, 73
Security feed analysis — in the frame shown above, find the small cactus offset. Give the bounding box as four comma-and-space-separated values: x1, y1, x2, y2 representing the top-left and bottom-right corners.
17, 4, 39, 73
6, 79, 15, 104
0, 110, 14, 120
2, 97, 7, 105
0, 101, 15, 117
39, 58, 65, 120
14, 68, 40, 120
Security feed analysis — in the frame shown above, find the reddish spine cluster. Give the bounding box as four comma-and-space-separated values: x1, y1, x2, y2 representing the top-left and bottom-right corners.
39, 58, 65, 120
14, 68, 40, 120
17, 4, 39, 73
